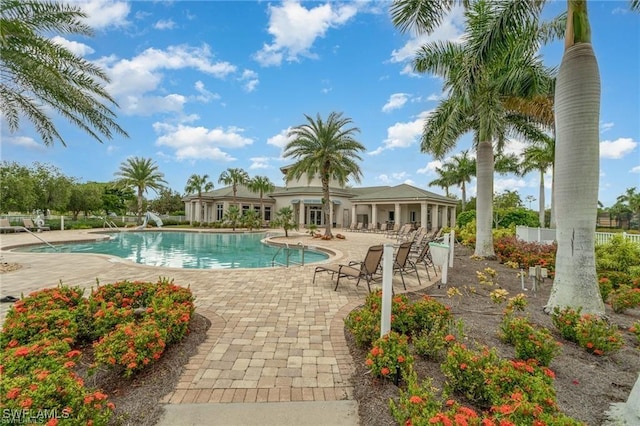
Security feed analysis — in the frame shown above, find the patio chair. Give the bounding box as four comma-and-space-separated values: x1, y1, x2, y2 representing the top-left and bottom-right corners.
23, 218, 50, 231
312, 244, 384, 292
375, 223, 388, 234
0, 218, 24, 233
411, 241, 438, 281
392, 241, 421, 290
384, 223, 400, 238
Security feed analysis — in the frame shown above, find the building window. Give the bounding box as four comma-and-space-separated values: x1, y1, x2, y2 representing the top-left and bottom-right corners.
242, 205, 250, 215
410, 211, 417, 223
216, 204, 224, 221
388, 211, 395, 222
264, 207, 271, 221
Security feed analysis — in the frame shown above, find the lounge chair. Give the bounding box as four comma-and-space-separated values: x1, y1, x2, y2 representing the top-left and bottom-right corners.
392, 241, 421, 290
375, 223, 388, 234
0, 218, 24, 233
23, 218, 50, 231
411, 241, 438, 281
312, 244, 384, 292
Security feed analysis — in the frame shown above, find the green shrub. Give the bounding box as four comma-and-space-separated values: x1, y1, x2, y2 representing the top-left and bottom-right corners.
344, 307, 379, 348
575, 314, 624, 356
456, 210, 476, 228
551, 306, 582, 342
607, 286, 640, 313
595, 234, 640, 274
365, 331, 413, 380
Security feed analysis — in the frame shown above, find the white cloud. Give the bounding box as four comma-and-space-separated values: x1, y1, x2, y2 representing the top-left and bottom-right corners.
50, 36, 95, 56
121, 94, 187, 116
631, 165, 640, 174
376, 172, 410, 185
249, 156, 275, 169
426, 93, 443, 102
494, 177, 527, 195
382, 93, 409, 113
76, 0, 131, 30
193, 81, 220, 103
97, 44, 236, 115
153, 123, 253, 162
1, 136, 43, 150
417, 160, 443, 175
502, 138, 529, 157
369, 110, 431, 155
254, 1, 358, 67
600, 137, 637, 159
267, 128, 295, 150
600, 121, 614, 133
389, 7, 465, 65
154, 19, 176, 30
240, 69, 259, 92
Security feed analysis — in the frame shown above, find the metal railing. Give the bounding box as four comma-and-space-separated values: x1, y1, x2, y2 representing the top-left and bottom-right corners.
20, 227, 57, 250
271, 242, 305, 267
103, 219, 119, 231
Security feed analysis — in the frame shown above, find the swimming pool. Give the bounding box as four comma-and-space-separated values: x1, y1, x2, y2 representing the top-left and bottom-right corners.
18, 231, 328, 269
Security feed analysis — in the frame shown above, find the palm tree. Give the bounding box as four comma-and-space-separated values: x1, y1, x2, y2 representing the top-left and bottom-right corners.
218, 168, 249, 208
547, 1, 639, 315
284, 112, 365, 238
0, 0, 128, 146
406, 1, 553, 258
184, 174, 214, 224
115, 157, 167, 224
429, 166, 457, 197
616, 187, 640, 230
247, 176, 275, 224
520, 135, 554, 228
440, 151, 476, 211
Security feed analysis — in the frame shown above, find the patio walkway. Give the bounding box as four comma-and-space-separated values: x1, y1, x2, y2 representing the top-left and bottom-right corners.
0, 228, 438, 425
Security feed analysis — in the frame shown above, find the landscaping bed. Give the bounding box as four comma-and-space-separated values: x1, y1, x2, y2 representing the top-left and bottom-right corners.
347, 244, 640, 425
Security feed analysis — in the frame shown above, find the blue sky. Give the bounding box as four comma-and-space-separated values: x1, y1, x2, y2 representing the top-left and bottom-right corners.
2, 0, 639, 208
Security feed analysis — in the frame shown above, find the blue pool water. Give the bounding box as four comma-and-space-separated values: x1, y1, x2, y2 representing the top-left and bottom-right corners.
19, 231, 328, 269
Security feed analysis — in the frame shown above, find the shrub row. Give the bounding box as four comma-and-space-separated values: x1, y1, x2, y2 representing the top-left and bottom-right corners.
0, 279, 194, 425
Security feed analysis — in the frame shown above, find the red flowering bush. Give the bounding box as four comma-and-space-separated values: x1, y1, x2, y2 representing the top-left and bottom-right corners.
93, 319, 168, 377
575, 314, 624, 356
389, 370, 442, 424
607, 285, 640, 313
0, 278, 195, 424
441, 343, 501, 406
499, 316, 561, 366
493, 237, 556, 275
551, 306, 582, 342
366, 331, 413, 380
629, 321, 640, 346
344, 306, 380, 348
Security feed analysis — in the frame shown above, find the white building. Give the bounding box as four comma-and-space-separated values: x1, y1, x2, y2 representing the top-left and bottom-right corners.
183, 168, 457, 230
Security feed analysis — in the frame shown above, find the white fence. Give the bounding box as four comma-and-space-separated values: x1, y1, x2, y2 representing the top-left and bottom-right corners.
516, 226, 640, 246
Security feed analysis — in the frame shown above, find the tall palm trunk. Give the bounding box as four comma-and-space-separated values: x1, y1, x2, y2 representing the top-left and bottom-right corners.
322, 177, 333, 238
546, 23, 604, 315
137, 188, 144, 225
475, 140, 495, 258
461, 182, 467, 212
538, 170, 545, 227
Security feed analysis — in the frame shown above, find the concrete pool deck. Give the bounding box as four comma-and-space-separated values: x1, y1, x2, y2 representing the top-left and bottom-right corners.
0, 228, 439, 425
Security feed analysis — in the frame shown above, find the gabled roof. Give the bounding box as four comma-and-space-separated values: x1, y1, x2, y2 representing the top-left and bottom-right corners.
269, 186, 354, 197
351, 184, 456, 205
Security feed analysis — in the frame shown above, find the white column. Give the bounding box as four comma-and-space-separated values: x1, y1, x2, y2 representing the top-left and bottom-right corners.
203, 203, 209, 223
450, 207, 457, 227
371, 203, 377, 228
299, 202, 305, 227
394, 203, 400, 225
431, 204, 439, 230
420, 202, 428, 229
351, 205, 357, 225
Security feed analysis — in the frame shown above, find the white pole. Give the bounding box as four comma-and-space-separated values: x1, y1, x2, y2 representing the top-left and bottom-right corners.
61, 215, 64, 231
448, 229, 455, 268
380, 244, 394, 338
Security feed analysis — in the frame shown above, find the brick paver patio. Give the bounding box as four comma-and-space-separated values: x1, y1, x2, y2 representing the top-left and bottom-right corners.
0, 228, 436, 406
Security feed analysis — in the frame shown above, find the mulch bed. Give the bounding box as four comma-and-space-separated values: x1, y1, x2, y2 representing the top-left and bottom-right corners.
346, 244, 640, 425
